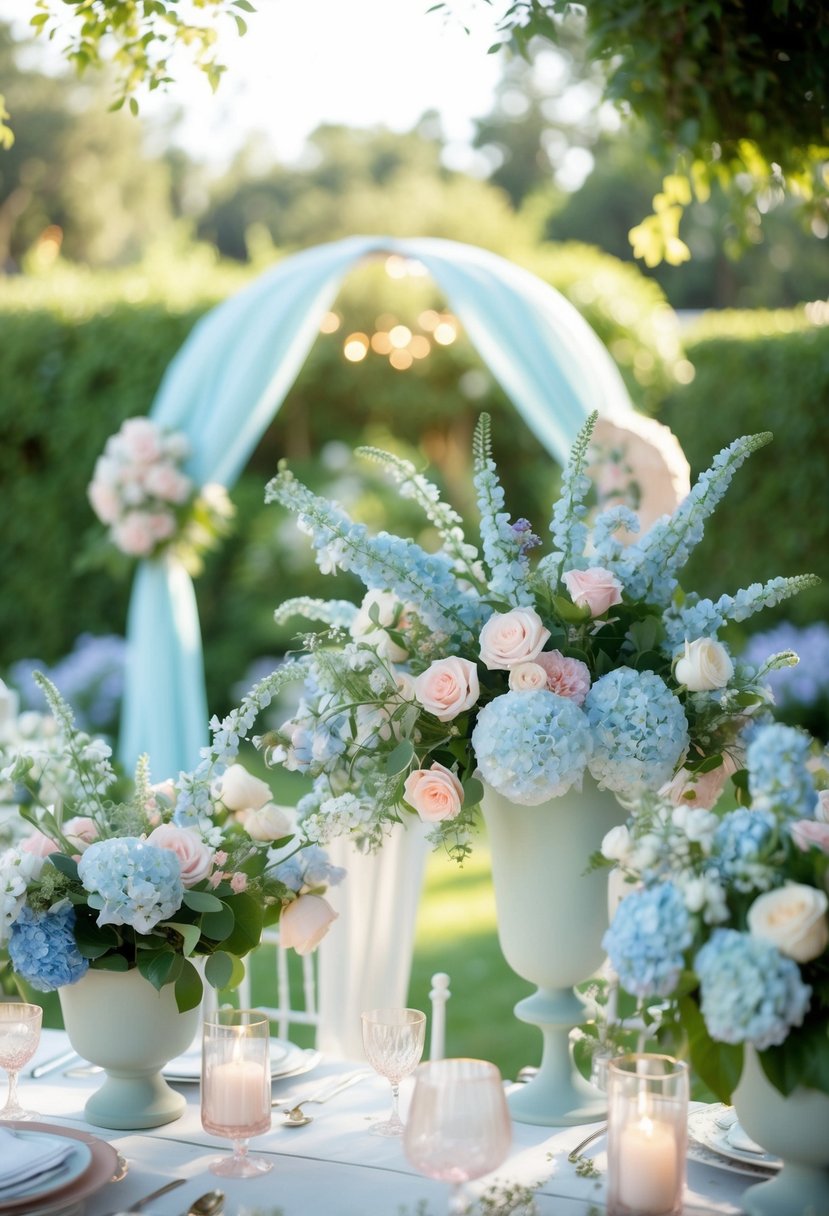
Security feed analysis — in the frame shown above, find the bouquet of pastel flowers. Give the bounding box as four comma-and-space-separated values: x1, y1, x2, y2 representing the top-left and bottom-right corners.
255, 412, 817, 860
0, 674, 343, 1008
602, 721, 829, 1100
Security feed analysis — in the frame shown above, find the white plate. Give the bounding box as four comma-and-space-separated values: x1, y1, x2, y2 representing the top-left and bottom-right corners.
2, 1122, 119, 1216
162, 1035, 293, 1082
0, 1132, 91, 1210
688, 1106, 781, 1175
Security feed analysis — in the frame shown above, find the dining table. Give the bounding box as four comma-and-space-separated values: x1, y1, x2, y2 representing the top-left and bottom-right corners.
13, 1029, 759, 1216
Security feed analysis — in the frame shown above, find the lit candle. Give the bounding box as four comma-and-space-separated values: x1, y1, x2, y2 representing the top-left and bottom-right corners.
208, 1059, 268, 1129
617, 1115, 678, 1214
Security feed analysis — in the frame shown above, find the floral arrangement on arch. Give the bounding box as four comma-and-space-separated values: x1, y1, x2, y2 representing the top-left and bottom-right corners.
252, 411, 817, 860
87, 416, 233, 571
0, 674, 343, 1008
602, 721, 829, 1101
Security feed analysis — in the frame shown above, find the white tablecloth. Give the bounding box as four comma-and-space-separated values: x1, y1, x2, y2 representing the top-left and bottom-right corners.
20, 1031, 753, 1216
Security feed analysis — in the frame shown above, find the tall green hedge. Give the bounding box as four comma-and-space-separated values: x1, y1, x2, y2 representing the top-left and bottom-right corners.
660, 307, 829, 625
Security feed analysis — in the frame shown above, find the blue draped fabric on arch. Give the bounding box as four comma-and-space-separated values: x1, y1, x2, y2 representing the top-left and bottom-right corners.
118, 235, 636, 778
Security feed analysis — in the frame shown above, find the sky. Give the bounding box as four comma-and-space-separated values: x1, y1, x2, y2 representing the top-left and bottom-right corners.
2, 0, 507, 169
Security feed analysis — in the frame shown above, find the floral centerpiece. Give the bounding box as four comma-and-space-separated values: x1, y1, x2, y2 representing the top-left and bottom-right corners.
602, 720, 829, 1103
86, 415, 233, 571
254, 412, 817, 862
0, 674, 343, 1008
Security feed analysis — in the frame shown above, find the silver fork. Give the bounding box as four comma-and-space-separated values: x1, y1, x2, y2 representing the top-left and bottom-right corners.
272, 1068, 371, 1109
567, 1123, 608, 1163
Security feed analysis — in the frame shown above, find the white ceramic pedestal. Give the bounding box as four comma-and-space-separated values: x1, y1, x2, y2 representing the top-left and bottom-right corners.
482, 776, 625, 1126
59, 967, 200, 1129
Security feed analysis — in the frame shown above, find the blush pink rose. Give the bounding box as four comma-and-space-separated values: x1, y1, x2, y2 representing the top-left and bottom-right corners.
112, 511, 156, 556
144, 462, 192, 504
659, 752, 741, 811
414, 657, 479, 721
562, 567, 623, 617
146, 824, 214, 887
63, 816, 99, 852
536, 650, 592, 705
279, 894, 338, 955
791, 820, 829, 854
119, 417, 163, 463
88, 480, 121, 525
478, 608, 551, 670
403, 763, 464, 823
20, 831, 58, 857
230, 872, 248, 893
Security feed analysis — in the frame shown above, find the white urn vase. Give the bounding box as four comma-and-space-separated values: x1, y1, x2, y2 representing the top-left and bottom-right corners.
59, 967, 200, 1129
481, 775, 625, 1126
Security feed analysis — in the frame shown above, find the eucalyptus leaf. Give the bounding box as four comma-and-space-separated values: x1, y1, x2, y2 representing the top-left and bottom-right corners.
175, 958, 203, 1013
48, 853, 80, 881
182, 889, 224, 913
92, 954, 130, 973
201, 902, 235, 942
385, 738, 415, 775
205, 951, 235, 990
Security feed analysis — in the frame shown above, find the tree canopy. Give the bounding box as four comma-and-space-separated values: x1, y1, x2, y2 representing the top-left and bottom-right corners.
444, 0, 829, 264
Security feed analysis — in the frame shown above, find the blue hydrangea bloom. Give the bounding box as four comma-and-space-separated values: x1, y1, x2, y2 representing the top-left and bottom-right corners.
713, 807, 777, 891
602, 882, 692, 998
78, 837, 183, 935
695, 929, 811, 1050
269, 845, 346, 892
471, 690, 592, 804
584, 667, 689, 796
747, 723, 815, 817
8, 905, 89, 991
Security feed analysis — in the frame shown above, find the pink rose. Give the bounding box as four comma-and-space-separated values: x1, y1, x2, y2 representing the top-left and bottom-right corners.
20, 831, 58, 857
230, 872, 248, 893
147, 512, 176, 541
508, 662, 548, 691
279, 894, 338, 955
791, 820, 829, 854
478, 608, 551, 670
536, 650, 592, 705
146, 824, 214, 887
403, 763, 464, 823
119, 417, 163, 463
414, 657, 479, 721
659, 752, 741, 811
562, 567, 623, 617
143, 462, 192, 504
63, 817, 98, 852
112, 511, 156, 556
88, 480, 121, 525
216, 763, 272, 812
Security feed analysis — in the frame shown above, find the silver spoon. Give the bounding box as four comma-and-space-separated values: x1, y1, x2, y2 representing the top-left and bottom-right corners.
183, 1190, 225, 1216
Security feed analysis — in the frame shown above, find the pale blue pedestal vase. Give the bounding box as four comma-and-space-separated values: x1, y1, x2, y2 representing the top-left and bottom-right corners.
481, 777, 626, 1127
733, 1046, 829, 1216
59, 967, 201, 1130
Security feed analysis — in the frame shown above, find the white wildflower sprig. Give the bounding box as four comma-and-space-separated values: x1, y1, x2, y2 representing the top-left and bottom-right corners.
32, 672, 115, 814
265, 463, 486, 643
472, 413, 535, 607
616, 432, 772, 603
274, 597, 358, 629
357, 445, 482, 584
537, 410, 597, 588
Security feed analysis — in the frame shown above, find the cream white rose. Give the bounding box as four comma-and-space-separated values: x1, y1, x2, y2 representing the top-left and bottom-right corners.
216, 763, 272, 812
146, 824, 214, 888
674, 638, 734, 691
243, 802, 296, 842
479, 608, 550, 670
748, 883, 829, 963
279, 894, 338, 955
508, 662, 548, 691
601, 824, 633, 864
350, 589, 409, 662
414, 657, 479, 721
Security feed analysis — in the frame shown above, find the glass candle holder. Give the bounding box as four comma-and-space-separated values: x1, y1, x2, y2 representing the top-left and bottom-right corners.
607, 1054, 688, 1216
201, 1009, 272, 1177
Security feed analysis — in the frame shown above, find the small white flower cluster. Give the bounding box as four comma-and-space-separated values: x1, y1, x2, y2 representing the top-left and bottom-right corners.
302, 793, 377, 845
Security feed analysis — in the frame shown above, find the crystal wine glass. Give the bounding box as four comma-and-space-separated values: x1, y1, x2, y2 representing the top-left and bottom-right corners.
0, 1002, 42, 1120
404, 1058, 512, 1214
201, 1009, 273, 1177
361, 1007, 426, 1137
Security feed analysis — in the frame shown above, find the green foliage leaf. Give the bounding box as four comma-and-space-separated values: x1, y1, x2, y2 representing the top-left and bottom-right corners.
74, 919, 119, 959
679, 994, 743, 1103
201, 902, 235, 942
162, 921, 202, 956
759, 1023, 829, 1098
385, 738, 415, 776
137, 948, 180, 991
47, 853, 80, 881
175, 958, 203, 1012
92, 954, 130, 973
552, 595, 591, 624
182, 889, 224, 913
219, 892, 263, 957
205, 950, 235, 990
462, 776, 484, 807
